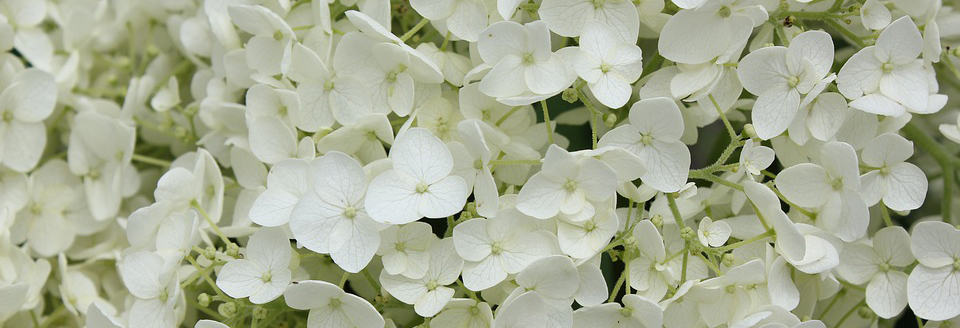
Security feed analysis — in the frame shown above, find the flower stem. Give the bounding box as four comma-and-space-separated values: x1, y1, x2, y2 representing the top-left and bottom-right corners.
715, 230, 775, 253
835, 299, 866, 327
132, 154, 171, 167
488, 159, 541, 167
400, 18, 429, 43
879, 204, 895, 227
708, 94, 738, 142
191, 200, 231, 245
540, 100, 555, 144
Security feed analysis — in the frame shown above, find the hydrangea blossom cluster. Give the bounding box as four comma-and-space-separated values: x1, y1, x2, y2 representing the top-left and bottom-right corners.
3, 0, 960, 327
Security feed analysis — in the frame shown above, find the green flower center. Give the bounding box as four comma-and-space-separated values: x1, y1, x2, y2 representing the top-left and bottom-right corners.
273, 30, 284, 41
491, 241, 504, 255
416, 183, 429, 193
830, 177, 844, 191
718, 6, 732, 18
473, 159, 483, 170
563, 179, 578, 192
343, 206, 357, 219
522, 53, 535, 65
329, 298, 342, 308
394, 242, 406, 252
640, 134, 654, 146
882, 62, 895, 73
261, 271, 273, 283
2, 111, 12, 122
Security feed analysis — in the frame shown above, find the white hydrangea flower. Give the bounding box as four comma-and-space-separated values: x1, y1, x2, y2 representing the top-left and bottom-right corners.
697, 217, 732, 248
598, 97, 690, 193
538, 0, 640, 43
516, 144, 616, 220
409, 0, 488, 41
573, 295, 663, 328
452, 207, 558, 290
283, 280, 385, 328
476, 20, 576, 105
376, 222, 435, 280
118, 251, 181, 328
290, 152, 384, 273
0, 68, 56, 172
838, 16, 946, 116
737, 30, 835, 140
365, 127, 468, 224
774, 141, 869, 242
380, 238, 463, 317
658, 0, 767, 65
216, 228, 292, 304
561, 22, 644, 109
837, 226, 914, 319
859, 133, 928, 211
907, 221, 960, 321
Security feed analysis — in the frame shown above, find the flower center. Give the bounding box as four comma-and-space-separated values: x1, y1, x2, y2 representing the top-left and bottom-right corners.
278, 105, 288, 116
522, 52, 535, 65
879, 166, 891, 176
953, 258, 960, 272
830, 177, 844, 191
273, 30, 284, 41
563, 179, 578, 192
718, 6, 732, 18
881, 62, 894, 73
426, 280, 439, 291
878, 261, 891, 272
786, 75, 799, 88
343, 206, 357, 219
491, 241, 504, 255
619, 306, 633, 317
394, 242, 406, 252
261, 271, 273, 283
323, 80, 335, 91
158, 288, 169, 302
640, 134, 654, 146
473, 159, 483, 170
725, 285, 737, 294
599, 63, 612, 73
584, 220, 597, 232
366, 130, 378, 141
416, 183, 429, 193
470, 305, 480, 315
2, 111, 12, 122
329, 298, 342, 308
590, 0, 606, 9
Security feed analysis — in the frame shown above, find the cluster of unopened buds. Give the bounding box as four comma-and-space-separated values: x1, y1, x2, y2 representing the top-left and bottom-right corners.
2, 0, 960, 327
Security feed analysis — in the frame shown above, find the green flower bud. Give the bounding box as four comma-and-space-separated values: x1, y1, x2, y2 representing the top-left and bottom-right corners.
562, 88, 579, 103
252, 306, 269, 321
680, 226, 695, 241
650, 215, 663, 229
218, 302, 237, 318
197, 293, 210, 307
743, 124, 758, 140
226, 243, 240, 258
721, 253, 735, 267
603, 113, 617, 128
857, 306, 873, 319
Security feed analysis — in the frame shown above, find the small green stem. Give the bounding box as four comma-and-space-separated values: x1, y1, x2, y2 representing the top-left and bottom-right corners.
362, 269, 381, 290
400, 18, 430, 42
540, 100, 555, 144
879, 204, 894, 227
708, 94, 738, 141
496, 106, 523, 127
607, 270, 627, 302
339, 272, 350, 288
132, 154, 171, 167
835, 299, 866, 327
715, 230, 775, 253
192, 200, 231, 245
488, 159, 541, 167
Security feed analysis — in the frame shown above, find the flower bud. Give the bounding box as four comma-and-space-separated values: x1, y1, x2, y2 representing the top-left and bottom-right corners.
857, 306, 873, 319
203, 246, 217, 260
721, 253, 735, 267
743, 124, 758, 140
226, 243, 240, 258
562, 88, 579, 103
252, 306, 269, 321
650, 215, 663, 229
679, 226, 695, 241
218, 302, 237, 318
603, 113, 617, 128
197, 293, 210, 307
